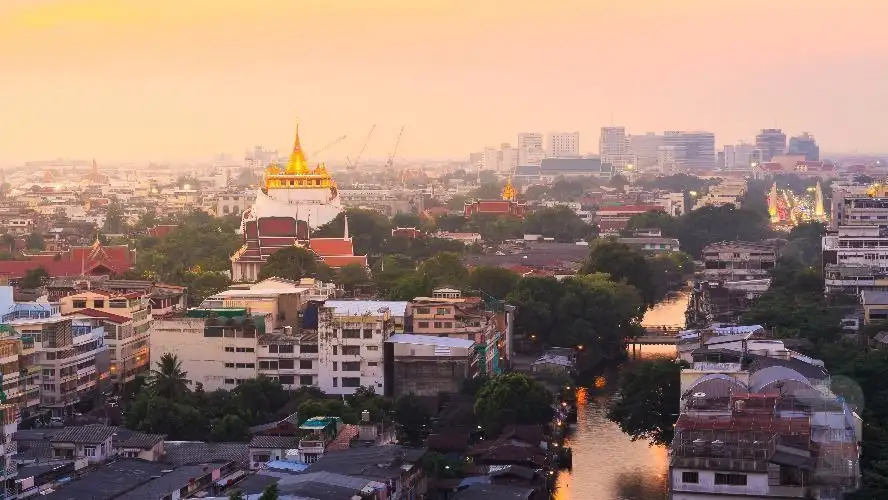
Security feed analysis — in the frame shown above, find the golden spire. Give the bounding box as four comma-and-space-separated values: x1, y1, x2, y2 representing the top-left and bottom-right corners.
285, 124, 310, 175
501, 177, 517, 201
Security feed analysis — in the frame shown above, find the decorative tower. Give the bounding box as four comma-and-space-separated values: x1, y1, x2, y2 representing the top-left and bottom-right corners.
768, 182, 779, 223
814, 180, 824, 219
501, 178, 518, 202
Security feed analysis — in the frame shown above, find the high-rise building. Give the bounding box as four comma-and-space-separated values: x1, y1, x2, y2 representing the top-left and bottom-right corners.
723, 143, 757, 169
547, 132, 580, 158
788, 132, 820, 161
500, 143, 519, 174
599, 127, 634, 170
663, 131, 716, 170
628, 133, 664, 169
517, 133, 545, 166
481, 147, 500, 171
657, 146, 678, 174
754, 129, 787, 162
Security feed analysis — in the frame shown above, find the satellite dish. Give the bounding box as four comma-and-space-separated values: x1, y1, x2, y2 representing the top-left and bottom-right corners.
692, 392, 706, 398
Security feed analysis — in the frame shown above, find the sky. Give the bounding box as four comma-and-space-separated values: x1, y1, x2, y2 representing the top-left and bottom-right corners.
2, 0, 888, 163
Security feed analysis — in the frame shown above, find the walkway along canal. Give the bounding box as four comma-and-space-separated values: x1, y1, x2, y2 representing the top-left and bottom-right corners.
553, 291, 687, 500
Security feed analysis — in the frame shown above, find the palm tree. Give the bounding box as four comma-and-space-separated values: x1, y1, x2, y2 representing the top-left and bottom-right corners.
147, 353, 189, 399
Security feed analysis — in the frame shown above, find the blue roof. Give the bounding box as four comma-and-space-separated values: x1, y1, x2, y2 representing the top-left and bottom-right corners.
265, 460, 309, 472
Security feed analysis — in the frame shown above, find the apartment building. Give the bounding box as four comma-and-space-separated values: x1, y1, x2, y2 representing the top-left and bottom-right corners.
200, 277, 333, 330
256, 331, 319, 390
0, 404, 17, 499
316, 301, 393, 396
150, 308, 267, 392
385, 334, 477, 397
670, 331, 860, 499
411, 289, 504, 377
59, 290, 151, 383
823, 184, 888, 294
702, 242, 777, 282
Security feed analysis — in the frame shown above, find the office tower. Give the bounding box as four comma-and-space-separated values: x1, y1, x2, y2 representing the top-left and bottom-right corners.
517, 133, 545, 166
723, 143, 757, 169
481, 147, 501, 171
599, 127, 634, 170
629, 133, 664, 169
547, 132, 580, 158
663, 131, 716, 170
788, 132, 820, 161
500, 143, 519, 173
755, 129, 787, 162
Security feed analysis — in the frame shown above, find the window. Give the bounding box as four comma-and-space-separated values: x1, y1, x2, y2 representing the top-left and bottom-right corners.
363, 329, 372, 339
278, 375, 294, 385
72, 300, 87, 309
333, 362, 338, 371
417, 321, 429, 328
224, 347, 234, 353
444, 322, 453, 329
93, 300, 105, 308
366, 345, 379, 351
436, 307, 448, 315
268, 345, 278, 353
342, 346, 360, 356
299, 360, 312, 370
342, 329, 360, 339
277, 345, 294, 354
278, 360, 294, 370
224, 363, 234, 368
300, 375, 313, 385
714, 473, 747, 486
333, 377, 338, 387
416, 307, 430, 314
84, 446, 96, 457
434, 322, 443, 328
332, 346, 338, 355
224, 378, 235, 385
681, 472, 699, 483
367, 362, 378, 367
342, 377, 361, 388
235, 363, 254, 369
236, 347, 254, 353
259, 361, 278, 370
300, 344, 318, 353
342, 362, 360, 372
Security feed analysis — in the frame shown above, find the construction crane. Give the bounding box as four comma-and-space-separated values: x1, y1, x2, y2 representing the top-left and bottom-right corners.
310, 135, 347, 157
385, 126, 405, 170
346, 124, 376, 170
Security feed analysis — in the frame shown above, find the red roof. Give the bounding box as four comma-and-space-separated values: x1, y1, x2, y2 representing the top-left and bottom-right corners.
66, 308, 131, 324
309, 238, 355, 257
0, 243, 135, 279
596, 205, 663, 213
147, 225, 177, 238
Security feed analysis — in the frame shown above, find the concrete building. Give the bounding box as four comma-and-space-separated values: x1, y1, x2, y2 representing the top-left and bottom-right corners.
694, 179, 747, 210
628, 132, 664, 170
200, 277, 333, 331
316, 301, 394, 396
0, 404, 17, 498
616, 237, 680, 253
517, 133, 545, 167
657, 145, 678, 174
385, 334, 477, 397
723, 143, 756, 169
702, 241, 777, 282
599, 127, 634, 171
500, 143, 519, 174
216, 191, 255, 217
547, 132, 580, 158
338, 189, 423, 215
59, 290, 151, 383
670, 332, 860, 499
663, 131, 716, 170
755, 128, 787, 162
823, 184, 888, 294
788, 132, 820, 161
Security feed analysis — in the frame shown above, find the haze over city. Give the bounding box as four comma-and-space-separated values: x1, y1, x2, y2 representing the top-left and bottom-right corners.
3, 0, 888, 163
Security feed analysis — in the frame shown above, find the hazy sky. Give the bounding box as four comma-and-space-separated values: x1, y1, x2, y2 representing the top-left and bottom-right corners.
2, 0, 888, 163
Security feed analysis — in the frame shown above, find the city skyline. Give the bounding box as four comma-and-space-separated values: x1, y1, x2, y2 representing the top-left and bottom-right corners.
3, 0, 888, 163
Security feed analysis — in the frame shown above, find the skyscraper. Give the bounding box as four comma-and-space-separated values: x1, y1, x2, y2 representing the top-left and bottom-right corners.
723, 142, 756, 169
663, 131, 716, 170
517, 133, 545, 166
547, 132, 580, 158
628, 132, 664, 169
755, 129, 787, 162
599, 127, 635, 170
788, 132, 820, 161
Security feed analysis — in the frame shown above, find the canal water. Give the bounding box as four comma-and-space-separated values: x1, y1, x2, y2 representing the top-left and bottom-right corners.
554, 292, 687, 500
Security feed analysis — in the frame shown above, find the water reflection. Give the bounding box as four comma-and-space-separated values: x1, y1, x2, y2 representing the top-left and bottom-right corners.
554, 292, 688, 499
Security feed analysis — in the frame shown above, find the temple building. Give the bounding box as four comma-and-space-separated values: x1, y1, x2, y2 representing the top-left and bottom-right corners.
463, 179, 527, 219
0, 237, 135, 283
231, 126, 365, 282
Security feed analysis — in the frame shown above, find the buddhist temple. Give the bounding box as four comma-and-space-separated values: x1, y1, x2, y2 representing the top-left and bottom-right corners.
231, 126, 365, 282
463, 178, 527, 219
0, 237, 135, 282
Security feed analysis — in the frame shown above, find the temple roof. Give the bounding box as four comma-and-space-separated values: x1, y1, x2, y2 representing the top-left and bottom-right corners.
285, 125, 310, 175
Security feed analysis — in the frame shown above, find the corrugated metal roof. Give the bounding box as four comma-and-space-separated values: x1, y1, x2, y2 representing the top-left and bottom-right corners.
387, 333, 474, 348
324, 300, 408, 317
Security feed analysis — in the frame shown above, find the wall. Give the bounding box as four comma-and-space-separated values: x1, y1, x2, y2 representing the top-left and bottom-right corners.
392, 358, 470, 397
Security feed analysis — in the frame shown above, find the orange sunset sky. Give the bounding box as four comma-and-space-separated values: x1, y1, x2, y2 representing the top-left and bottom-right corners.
2, 0, 887, 162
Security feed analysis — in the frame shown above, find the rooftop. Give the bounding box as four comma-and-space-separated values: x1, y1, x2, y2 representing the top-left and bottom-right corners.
323, 300, 405, 317
387, 333, 475, 349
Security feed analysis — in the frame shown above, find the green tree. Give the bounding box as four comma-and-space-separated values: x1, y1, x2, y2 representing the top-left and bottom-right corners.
468, 266, 519, 300
103, 202, 127, 233
608, 358, 686, 446
0, 234, 15, 253
445, 196, 469, 212
417, 252, 469, 288
258, 483, 279, 500
19, 266, 48, 289
313, 209, 391, 255
468, 182, 504, 200
259, 246, 319, 281
211, 414, 249, 441
183, 271, 231, 306
372, 255, 416, 296
391, 212, 422, 229
25, 232, 44, 251
394, 393, 431, 446
436, 213, 467, 232
147, 353, 190, 400
523, 206, 595, 242
506, 276, 564, 342
336, 263, 371, 294
475, 373, 554, 434
581, 239, 657, 307
228, 490, 245, 500
781, 221, 825, 267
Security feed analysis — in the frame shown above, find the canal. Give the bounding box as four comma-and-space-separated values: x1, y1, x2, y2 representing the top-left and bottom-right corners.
554, 292, 688, 500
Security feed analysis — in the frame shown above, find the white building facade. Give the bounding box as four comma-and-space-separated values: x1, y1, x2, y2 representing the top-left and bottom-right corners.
547, 132, 580, 158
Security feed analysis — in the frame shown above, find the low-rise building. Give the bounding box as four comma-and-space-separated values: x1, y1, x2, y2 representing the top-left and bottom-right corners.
316, 301, 392, 396
385, 334, 477, 397
617, 236, 680, 253
702, 241, 777, 282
